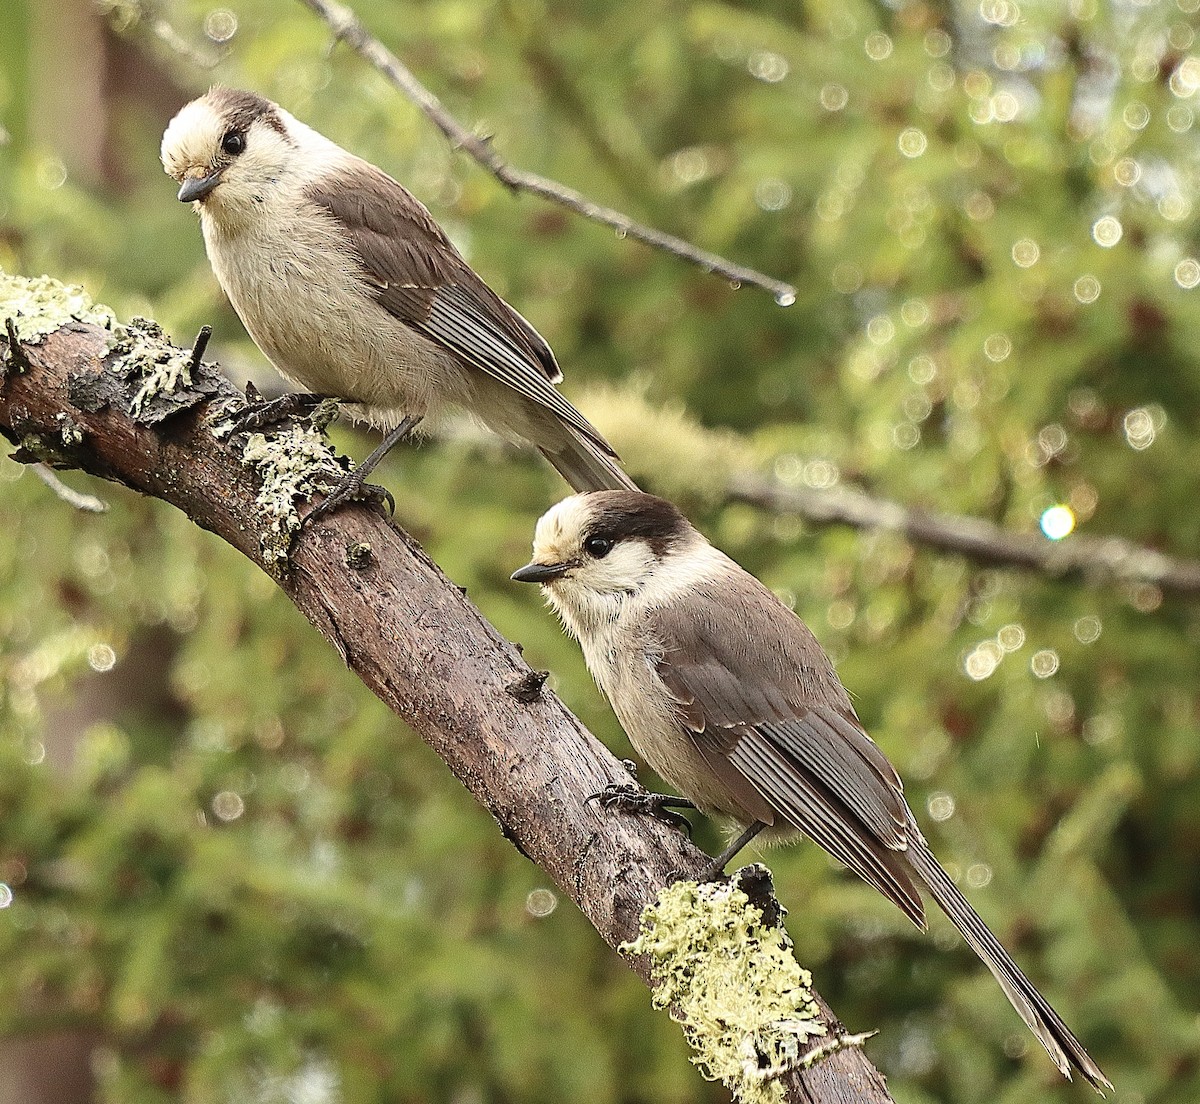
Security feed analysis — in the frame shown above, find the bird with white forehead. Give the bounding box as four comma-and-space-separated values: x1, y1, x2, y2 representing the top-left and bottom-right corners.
512, 489, 1110, 1093
162, 87, 635, 519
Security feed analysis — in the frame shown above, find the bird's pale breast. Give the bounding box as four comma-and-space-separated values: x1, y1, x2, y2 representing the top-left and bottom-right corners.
202, 198, 469, 427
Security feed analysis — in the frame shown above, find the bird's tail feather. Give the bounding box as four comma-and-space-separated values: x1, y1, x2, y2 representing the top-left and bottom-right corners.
540, 430, 639, 492
907, 842, 1111, 1094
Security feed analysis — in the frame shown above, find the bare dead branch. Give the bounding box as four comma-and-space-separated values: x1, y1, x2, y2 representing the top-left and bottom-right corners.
31, 463, 109, 513
294, 0, 797, 304
730, 472, 1200, 598
0, 301, 891, 1104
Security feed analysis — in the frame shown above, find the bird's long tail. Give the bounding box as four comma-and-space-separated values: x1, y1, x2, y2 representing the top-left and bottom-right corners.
539, 427, 639, 492
906, 841, 1111, 1094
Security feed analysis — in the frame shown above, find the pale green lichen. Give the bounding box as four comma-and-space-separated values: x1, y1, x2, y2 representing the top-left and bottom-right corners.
620, 875, 828, 1104
56, 412, 85, 446
0, 270, 121, 347
242, 425, 344, 566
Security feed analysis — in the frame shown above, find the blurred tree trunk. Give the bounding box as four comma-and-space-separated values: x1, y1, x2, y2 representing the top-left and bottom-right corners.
0, 1032, 98, 1104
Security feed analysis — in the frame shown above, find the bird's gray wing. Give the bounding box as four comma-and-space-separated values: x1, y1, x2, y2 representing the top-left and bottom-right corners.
650, 573, 925, 927
308, 161, 615, 450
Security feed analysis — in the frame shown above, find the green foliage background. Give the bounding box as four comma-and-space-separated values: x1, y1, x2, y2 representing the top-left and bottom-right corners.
2, 0, 1199, 1101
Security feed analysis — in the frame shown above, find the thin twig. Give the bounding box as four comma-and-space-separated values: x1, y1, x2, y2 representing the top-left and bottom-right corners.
294, 0, 797, 304
32, 464, 109, 513
3, 317, 30, 374
188, 324, 213, 373
730, 474, 1200, 598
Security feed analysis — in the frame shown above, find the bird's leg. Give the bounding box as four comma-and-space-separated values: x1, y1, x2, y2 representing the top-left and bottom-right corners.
586, 782, 696, 838
229, 386, 332, 434
698, 820, 769, 882
305, 414, 423, 524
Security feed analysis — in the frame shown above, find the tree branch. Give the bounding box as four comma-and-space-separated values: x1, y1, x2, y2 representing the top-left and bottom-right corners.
730, 473, 1200, 598
0, 284, 890, 1104
293, 0, 798, 305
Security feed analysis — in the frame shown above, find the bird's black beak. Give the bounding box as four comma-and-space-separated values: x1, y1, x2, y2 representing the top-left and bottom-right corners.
511, 561, 571, 584
178, 170, 223, 203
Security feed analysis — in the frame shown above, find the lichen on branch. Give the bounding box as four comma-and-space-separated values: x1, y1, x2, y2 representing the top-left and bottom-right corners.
241, 425, 345, 566
0, 271, 120, 346
621, 868, 829, 1104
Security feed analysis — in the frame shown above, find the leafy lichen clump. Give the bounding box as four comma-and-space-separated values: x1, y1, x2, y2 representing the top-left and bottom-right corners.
620, 875, 825, 1104
115, 318, 197, 417
242, 426, 344, 566
0, 270, 121, 344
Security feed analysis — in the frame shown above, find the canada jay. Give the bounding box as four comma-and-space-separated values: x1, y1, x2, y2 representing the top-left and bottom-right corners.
161, 87, 635, 514
512, 490, 1109, 1092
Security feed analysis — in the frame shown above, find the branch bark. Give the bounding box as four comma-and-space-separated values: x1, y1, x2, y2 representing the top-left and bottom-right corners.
293, 0, 797, 305
730, 473, 1200, 599
0, 301, 891, 1104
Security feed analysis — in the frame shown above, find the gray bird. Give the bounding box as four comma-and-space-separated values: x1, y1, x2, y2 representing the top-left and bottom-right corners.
512, 490, 1110, 1093
161, 87, 635, 515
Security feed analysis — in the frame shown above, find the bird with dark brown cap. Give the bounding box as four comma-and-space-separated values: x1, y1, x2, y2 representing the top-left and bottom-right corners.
513, 489, 1111, 1094
162, 87, 635, 517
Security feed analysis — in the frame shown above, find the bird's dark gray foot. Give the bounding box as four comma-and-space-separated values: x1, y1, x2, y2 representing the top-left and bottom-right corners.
695, 820, 770, 883
586, 783, 695, 838
230, 387, 331, 434
302, 413, 422, 525
306, 470, 395, 525
696, 856, 729, 883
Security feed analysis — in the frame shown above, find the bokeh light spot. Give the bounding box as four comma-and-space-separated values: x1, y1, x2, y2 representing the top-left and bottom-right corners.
1074, 275, 1101, 303
899, 127, 928, 157
1031, 649, 1060, 678
1012, 238, 1040, 267
1175, 258, 1200, 288
998, 624, 1026, 652
865, 33, 894, 61
87, 644, 117, 672
204, 8, 238, 42
1092, 216, 1123, 247
1040, 505, 1076, 540
984, 333, 1012, 361
964, 641, 1002, 680
212, 791, 245, 822
1123, 102, 1151, 129
1073, 616, 1102, 644
927, 792, 956, 821
525, 888, 558, 918
1123, 406, 1163, 449
820, 83, 849, 111
1113, 158, 1141, 186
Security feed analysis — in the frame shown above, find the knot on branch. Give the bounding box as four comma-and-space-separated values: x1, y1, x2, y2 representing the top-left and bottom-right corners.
506, 668, 549, 703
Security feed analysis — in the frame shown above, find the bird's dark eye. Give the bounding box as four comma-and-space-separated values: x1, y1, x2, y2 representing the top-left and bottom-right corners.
221, 131, 245, 156
584, 536, 614, 559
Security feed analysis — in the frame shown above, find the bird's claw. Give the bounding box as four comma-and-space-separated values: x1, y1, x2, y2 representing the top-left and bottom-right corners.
305, 471, 394, 526
228, 389, 330, 435
585, 783, 694, 838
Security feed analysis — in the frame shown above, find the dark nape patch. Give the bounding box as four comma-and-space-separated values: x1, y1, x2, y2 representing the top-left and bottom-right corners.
207, 87, 287, 139
584, 491, 690, 556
